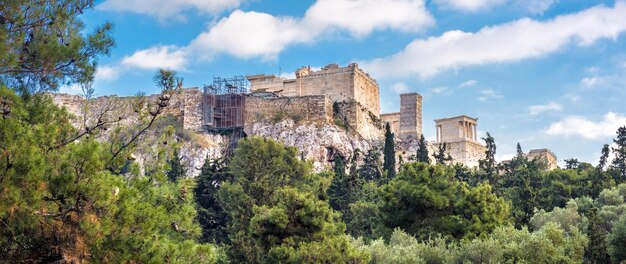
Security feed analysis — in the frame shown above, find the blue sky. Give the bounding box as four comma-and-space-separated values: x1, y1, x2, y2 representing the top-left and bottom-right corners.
69, 0, 626, 164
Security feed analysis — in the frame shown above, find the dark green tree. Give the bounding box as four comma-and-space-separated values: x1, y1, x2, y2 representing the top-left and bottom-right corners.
358, 147, 383, 183
218, 137, 365, 263
598, 144, 611, 171
564, 158, 580, 170
608, 215, 626, 263
194, 157, 231, 244
585, 207, 610, 264
611, 126, 626, 182
434, 142, 452, 165
379, 162, 510, 239
328, 152, 362, 224
0, 0, 114, 94
416, 134, 430, 163
516, 142, 524, 157
167, 148, 185, 182
383, 123, 396, 181
479, 132, 497, 185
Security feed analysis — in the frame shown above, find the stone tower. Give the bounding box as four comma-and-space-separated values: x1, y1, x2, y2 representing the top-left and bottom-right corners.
399, 93, 422, 139
434, 115, 485, 168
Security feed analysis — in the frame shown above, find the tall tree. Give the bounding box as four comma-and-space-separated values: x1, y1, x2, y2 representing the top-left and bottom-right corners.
608, 215, 626, 263
434, 142, 452, 165
416, 134, 430, 163
612, 126, 626, 182
585, 207, 611, 264
167, 148, 184, 182
516, 142, 524, 158
328, 152, 361, 224
479, 132, 497, 185
0, 0, 114, 94
194, 157, 231, 244
598, 144, 611, 171
358, 147, 383, 183
564, 158, 580, 170
383, 123, 396, 181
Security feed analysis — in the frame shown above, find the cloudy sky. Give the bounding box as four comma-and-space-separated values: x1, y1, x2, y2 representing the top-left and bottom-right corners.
73, 0, 626, 164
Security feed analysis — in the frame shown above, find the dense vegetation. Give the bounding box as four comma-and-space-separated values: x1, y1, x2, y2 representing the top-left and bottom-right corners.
3, 1, 626, 263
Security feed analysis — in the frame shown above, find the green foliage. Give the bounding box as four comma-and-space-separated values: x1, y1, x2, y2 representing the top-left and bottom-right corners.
415, 134, 430, 164
328, 152, 362, 225
585, 207, 611, 264
433, 142, 452, 165
358, 147, 383, 183
379, 162, 510, 239
479, 132, 497, 185
612, 126, 626, 182
383, 123, 396, 181
194, 157, 231, 244
0, 0, 114, 93
218, 136, 366, 263
355, 224, 587, 264
0, 88, 217, 262
608, 214, 626, 263
167, 149, 185, 182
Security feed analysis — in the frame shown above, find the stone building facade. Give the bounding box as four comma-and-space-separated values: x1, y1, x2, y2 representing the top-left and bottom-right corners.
434, 115, 486, 168
527, 149, 558, 170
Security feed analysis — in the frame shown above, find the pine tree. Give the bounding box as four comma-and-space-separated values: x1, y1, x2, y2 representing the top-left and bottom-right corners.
612, 126, 626, 182
585, 207, 610, 264
598, 144, 611, 171
516, 142, 524, 158
328, 152, 362, 224
167, 149, 185, 182
479, 132, 497, 184
416, 134, 431, 163
564, 158, 580, 170
383, 123, 396, 181
434, 142, 452, 165
358, 147, 383, 183
194, 157, 231, 244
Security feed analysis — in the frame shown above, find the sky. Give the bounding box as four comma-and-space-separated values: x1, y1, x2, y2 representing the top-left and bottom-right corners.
68, 0, 626, 165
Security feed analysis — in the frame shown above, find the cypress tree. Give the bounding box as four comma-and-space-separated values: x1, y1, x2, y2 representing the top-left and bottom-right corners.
434, 142, 452, 165
194, 157, 231, 244
585, 207, 610, 264
612, 126, 626, 182
383, 123, 396, 181
167, 149, 185, 182
479, 132, 497, 184
416, 134, 431, 163
358, 147, 383, 183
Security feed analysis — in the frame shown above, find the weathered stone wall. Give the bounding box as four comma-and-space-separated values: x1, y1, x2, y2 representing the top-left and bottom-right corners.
399, 93, 422, 139
381, 112, 400, 135
181, 88, 204, 131
335, 100, 383, 140
527, 149, 558, 170
434, 141, 486, 168
243, 95, 333, 133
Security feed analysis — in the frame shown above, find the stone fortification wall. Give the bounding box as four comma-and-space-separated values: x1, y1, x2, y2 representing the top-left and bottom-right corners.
381, 112, 400, 135
181, 88, 203, 131
399, 93, 422, 139
335, 100, 383, 140
434, 141, 486, 168
244, 95, 333, 132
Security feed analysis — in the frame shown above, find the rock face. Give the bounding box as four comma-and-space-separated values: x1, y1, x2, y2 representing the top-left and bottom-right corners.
249, 120, 376, 171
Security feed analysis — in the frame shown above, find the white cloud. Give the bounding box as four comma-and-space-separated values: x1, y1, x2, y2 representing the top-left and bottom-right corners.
522, 0, 558, 14
435, 0, 505, 11
586, 66, 600, 73
392, 82, 409, 93
59, 84, 83, 95
305, 0, 433, 37
581, 77, 602, 87
546, 112, 626, 139
477, 89, 503, 101
187, 0, 433, 60
496, 153, 516, 162
458, 79, 477, 88
363, 1, 626, 78
121, 46, 189, 70
98, 0, 244, 21
190, 11, 310, 60
528, 102, 562, 115
95, 65, 120, 81
430, 86, 449, 94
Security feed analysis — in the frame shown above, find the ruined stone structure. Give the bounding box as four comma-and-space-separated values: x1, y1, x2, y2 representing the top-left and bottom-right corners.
248, 63, 422, 141
434, 115, 486, 168
527, 149, 558, 170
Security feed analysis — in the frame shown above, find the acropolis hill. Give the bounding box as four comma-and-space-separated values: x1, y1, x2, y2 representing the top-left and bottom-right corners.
51, 63, 558, 175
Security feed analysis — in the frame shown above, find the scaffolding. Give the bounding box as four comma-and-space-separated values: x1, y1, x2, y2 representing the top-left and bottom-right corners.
202, 76, 249, 157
